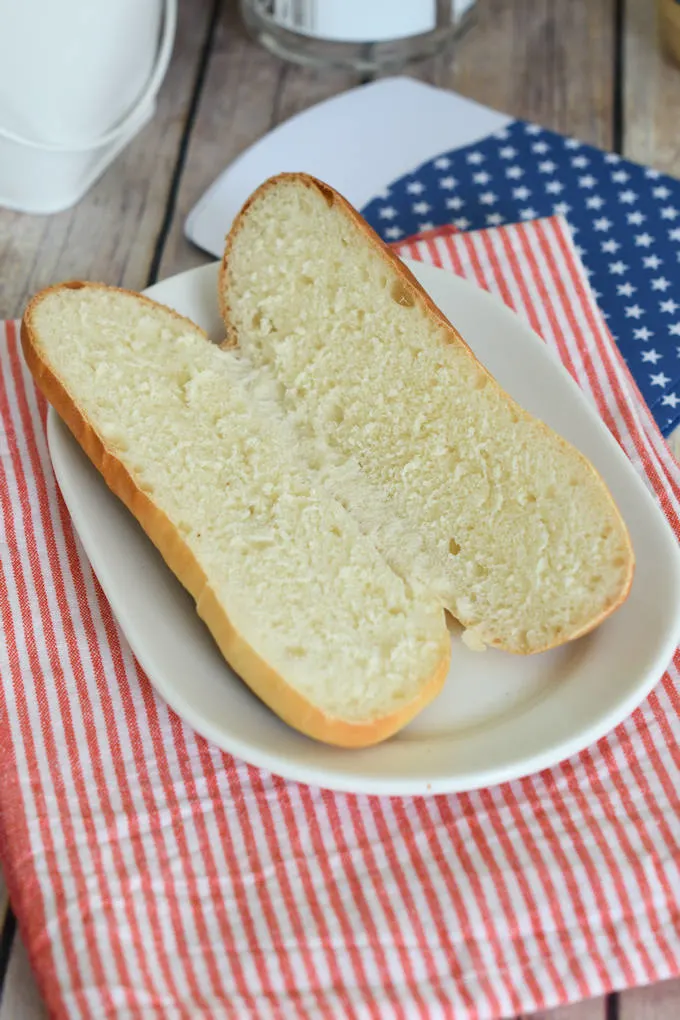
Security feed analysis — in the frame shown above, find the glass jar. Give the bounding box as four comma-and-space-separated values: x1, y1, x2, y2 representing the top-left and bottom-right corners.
239, 1, 476, 73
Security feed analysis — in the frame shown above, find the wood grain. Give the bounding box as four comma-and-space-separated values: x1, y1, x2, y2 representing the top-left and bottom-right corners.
623, 0, 680, 175
0, 931, 47, 1020
392, 0, 615, 147
523, 998, 606, 1020
620, 980, 680, 1020
0, 0, 215, 320
155, 1, 362, 281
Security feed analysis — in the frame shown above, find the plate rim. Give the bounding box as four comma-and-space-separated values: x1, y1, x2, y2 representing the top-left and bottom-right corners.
45, 259, 680, 796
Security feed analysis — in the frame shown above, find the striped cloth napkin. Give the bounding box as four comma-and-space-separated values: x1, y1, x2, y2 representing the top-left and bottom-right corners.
0, 215, 678, 1020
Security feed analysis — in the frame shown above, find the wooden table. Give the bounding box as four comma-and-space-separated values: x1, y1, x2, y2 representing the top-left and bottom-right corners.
0, 1, 677, 1016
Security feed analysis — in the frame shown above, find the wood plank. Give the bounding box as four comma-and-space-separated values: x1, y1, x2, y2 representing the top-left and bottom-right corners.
395, 0, 615, 147
155, 2, 362, 281
623, 0, 680, 175
522, 997, 606, 1020
0, 930, 47, 1020
0, 0, 215, 320
619, 979, 680, 1019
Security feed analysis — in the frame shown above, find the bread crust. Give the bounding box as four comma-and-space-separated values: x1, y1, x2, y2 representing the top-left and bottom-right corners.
21, 282, 450, 748
219, 173, 635, 654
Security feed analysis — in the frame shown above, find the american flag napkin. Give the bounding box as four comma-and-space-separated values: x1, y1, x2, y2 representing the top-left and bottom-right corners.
0, 216, 679, 1019
362, 121, 680, 438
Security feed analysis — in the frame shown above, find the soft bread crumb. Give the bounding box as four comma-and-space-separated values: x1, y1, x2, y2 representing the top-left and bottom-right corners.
26, 286, 448, 730
461, 629, 487, 652
220, 174, 634, 654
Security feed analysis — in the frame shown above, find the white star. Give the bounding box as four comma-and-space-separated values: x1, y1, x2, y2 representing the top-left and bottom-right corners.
650, 372, 671, 387
439, 176, 457, 189
493, 128, 510, 140
473, 170, 491, 185
643, 254, 663, 269
466, 151, 485, 164
445, 196, 464, 210
641, 349, 661, 364
519, 207, 538, 220
661, 206, 679, 220
662, 393, 680, 408
594, 217, 612, 231
578, 174, 597, 188
532, 141, 550, 153
545, 180, 564, 194
609, 260, 628, 274
412, 200, 431, 215
611, 169, 630, 182
627, 211, 646, 225
486, 212, 504, 225
453, 217, 471, 229
384, 226, 403, 239
661, 299, 680, 314
619, 189, 638, 203
605, 152, 621, 163
565, 137, 581, 149
505, 165, 524, 179
651, 277, 671, 291
670, 227, 680, 241
625, 304, 644, 318
406, 180, 425, 195
378, 206, 397, 219
479, 191, 498, 205
586, 195, 605, 209
499, 146, 517, 159
571, 155, 590, 168
634, 326, 654, 341
653, 185, 671, 199
645, 167, 661, 178
434, 156, 451, 169
512, 185, 531, 200
538, 160, 557, 173
525, 124, 542, 135
418, 220, 435, 231
553, 202, 571, 215
617, 282, 636, 297
670, 323, 680, 337
634, 233, 653, 247
601, 239, 620, 253
575, 244, 586, 257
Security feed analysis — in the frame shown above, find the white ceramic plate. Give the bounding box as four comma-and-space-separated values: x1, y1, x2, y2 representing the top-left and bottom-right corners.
47, 261, 680, 796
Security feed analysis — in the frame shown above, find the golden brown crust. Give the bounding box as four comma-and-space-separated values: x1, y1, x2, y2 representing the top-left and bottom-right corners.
21, 281, 449, 747
219, 173, 635, 654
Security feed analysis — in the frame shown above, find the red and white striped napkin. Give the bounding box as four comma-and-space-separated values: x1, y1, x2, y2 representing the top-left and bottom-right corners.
1, 215, 679, 1020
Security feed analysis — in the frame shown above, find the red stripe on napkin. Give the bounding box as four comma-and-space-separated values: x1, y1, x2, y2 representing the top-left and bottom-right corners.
0, 216, 678, 1019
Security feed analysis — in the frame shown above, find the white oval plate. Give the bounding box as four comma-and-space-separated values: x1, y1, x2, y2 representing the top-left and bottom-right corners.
47, 260, 680, 796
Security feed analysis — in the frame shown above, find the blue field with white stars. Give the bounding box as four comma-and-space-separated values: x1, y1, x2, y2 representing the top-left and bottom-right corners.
361, 121, 680, 437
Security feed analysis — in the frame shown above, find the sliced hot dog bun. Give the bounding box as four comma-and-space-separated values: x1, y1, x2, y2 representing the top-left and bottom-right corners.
21, 283, 450, 747
219, 173, 634, 654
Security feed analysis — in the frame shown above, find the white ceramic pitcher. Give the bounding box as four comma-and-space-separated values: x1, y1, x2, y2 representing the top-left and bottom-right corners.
0, 0, 177, 213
